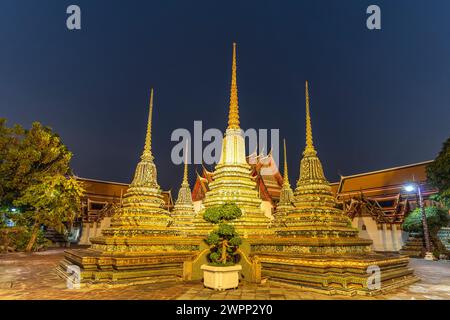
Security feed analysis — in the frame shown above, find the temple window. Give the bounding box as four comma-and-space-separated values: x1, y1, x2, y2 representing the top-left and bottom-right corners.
89, 202, 106, 211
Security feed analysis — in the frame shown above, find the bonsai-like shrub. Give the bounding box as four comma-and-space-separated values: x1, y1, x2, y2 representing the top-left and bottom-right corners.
203, 203, 242, 266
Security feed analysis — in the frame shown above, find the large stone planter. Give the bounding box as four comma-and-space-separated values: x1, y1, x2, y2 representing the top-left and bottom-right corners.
201, 264, 242, 291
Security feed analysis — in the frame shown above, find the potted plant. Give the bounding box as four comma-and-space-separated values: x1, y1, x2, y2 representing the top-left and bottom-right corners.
200, 203, 243, 290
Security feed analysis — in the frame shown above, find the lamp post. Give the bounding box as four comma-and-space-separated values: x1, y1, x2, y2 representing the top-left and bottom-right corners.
404, 182, 434, 260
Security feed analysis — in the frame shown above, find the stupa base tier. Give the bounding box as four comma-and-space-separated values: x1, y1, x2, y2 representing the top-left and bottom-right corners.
249, 236, 373, 255
276, 228, 359, 238
101, 227, 179, 237
57, 247, 199, 287
190, 221, 274, 237
87, 236, 200, 253
252, 252, 418, 296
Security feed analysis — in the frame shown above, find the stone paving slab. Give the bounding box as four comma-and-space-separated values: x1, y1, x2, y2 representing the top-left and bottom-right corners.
0, 249, 449, 300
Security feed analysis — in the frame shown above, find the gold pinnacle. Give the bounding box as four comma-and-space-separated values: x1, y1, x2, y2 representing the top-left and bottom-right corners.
283, 139, 289, 185
227, 42, 240, 129
182, 140, 189, 185
304, 81, 316, 155
142, 88, 154, 160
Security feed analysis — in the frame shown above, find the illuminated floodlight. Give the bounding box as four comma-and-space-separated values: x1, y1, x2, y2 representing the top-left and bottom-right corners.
403, 184, 416, 192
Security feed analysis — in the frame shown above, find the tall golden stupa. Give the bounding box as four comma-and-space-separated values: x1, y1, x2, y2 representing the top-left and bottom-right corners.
193, 43, 271, 237
100, 89, 177, 239
170, 159, 196, 235
277, 82, 364, 241
274, 139, 295, 223
249, 81, 418, 295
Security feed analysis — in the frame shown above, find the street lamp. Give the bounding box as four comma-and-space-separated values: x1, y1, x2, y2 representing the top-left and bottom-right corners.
403, 182, 434, 261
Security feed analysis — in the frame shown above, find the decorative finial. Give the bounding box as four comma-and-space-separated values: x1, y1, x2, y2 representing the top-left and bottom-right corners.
227, 42, 240, 129
304, 81, 316, 155
182, 140, 189, 185
142, 88, 154, 160
283, 139, 289, 184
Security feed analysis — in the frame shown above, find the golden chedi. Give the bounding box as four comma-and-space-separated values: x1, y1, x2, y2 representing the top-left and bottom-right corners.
276, 82, 363, 245
249, 82, 418, 295
99, 89, 177, 240
58, 90, 199, 286
193, 43, 271, 237
273, 139, 294, 226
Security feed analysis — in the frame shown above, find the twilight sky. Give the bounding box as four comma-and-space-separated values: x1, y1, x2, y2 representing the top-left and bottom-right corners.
1, 0, 449, 191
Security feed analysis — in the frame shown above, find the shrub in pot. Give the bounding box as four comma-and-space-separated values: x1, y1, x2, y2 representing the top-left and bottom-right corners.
201, 203, 243, 290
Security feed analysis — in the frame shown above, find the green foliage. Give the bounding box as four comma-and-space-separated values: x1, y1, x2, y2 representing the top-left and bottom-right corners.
403, 206, 449, 234
0, 227, 50, 253
13, 175, 84, 234
0, 212, 6, 228
11, 228, 50, 251
203, 203, 242, 266
0, 118, 84, 251
205, 231, 220, 245
426, 136, 450, 207
203, 203, 242, 224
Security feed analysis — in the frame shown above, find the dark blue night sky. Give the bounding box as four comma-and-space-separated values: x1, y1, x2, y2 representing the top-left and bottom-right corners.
1, 0, 449, 190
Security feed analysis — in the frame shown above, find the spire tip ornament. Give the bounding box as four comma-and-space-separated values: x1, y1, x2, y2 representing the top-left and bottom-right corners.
227, 43, 240, 129
283, 139, 289, 185
304, 81, 316, 156
182, 140, 189, 185
142, 88, 154, 160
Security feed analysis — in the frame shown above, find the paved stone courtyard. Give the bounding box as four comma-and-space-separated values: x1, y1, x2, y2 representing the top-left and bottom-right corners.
0, 248, 449, 300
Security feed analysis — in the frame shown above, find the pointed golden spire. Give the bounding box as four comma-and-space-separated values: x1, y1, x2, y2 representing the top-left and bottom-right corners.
227, 42, 240, 129
283, 139, 289, 185
142, 88, 154, 160
304, 81, 316, 155
182, 160, 189, 184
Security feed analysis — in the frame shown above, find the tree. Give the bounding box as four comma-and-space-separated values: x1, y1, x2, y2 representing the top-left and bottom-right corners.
0, 119, 84, 251
203, 203, 242, 266
0, 118, 24, 206
14, 175, 83, 251
426, 136, 450, 207
403, 206, 449, 255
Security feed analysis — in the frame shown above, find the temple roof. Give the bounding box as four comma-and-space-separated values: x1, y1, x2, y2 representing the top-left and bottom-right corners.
76, 177, 128, 198
192, 152, 283, 203
76, 177, 174, 208
329, 182, 340, 195
335, 160, 434, 198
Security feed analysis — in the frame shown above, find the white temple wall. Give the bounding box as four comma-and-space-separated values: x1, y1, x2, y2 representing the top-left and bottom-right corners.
260, 201, 274, 220
193, 200, 204, 214
78, 217, 112, 245
351, 217, 406, 252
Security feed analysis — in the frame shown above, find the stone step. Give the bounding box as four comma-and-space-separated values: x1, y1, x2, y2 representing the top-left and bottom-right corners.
437, 227, 450, 251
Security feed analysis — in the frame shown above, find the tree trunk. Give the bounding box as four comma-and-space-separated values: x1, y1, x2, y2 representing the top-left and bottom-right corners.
221, 239, 228, 264
25, 223, 39, 252
431, 229, 448, 255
